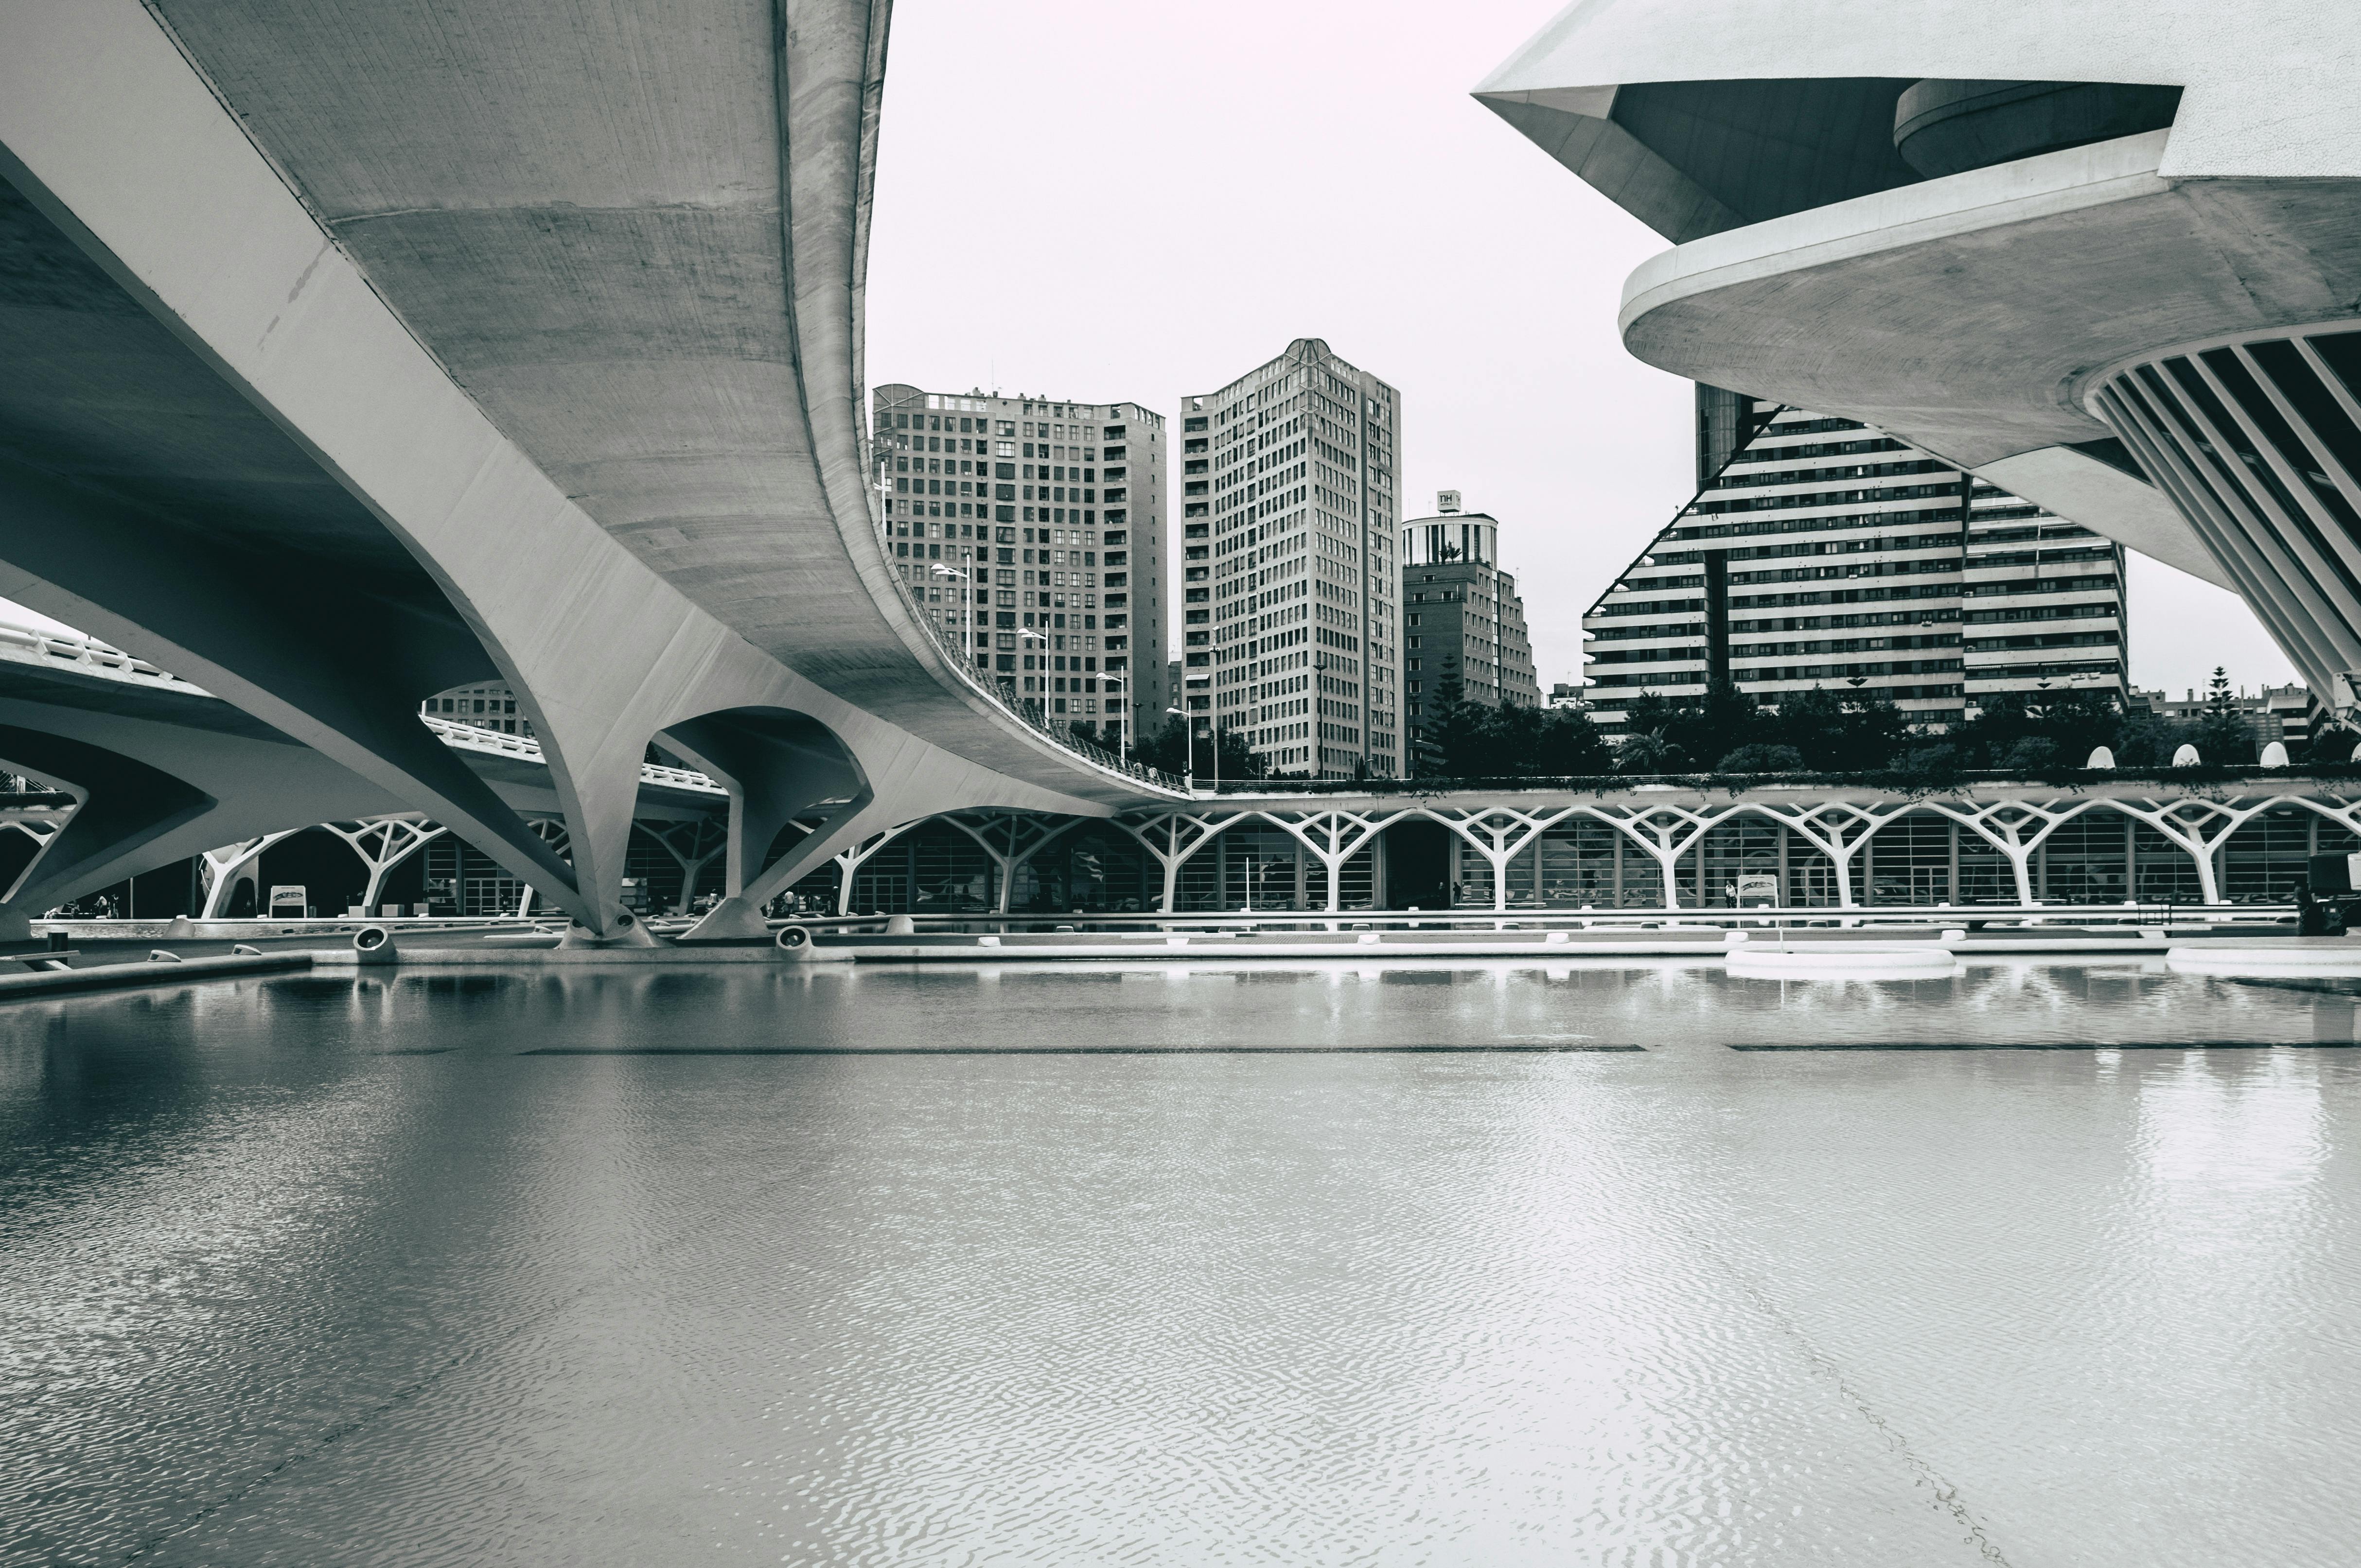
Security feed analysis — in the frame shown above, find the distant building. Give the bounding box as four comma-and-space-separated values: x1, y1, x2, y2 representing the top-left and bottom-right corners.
2269, 683, 2323, 746
420, 684, 529, 737
871, 384, 1166, 746
1584, 389, 2129, 734
1400, 493, 1541, 768
2132, 682, 2318, 750
1547, 681, 1587, 708
1179, 339, 1403, 777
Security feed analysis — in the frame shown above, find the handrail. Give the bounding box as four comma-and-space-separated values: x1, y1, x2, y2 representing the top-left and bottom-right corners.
1, 593, 1190, 799
759, 900, 2293, 932
1192, 764, 2361, 797
881, 548, 1189, 793
0, 619, 204, 691
420, 715, 726, 795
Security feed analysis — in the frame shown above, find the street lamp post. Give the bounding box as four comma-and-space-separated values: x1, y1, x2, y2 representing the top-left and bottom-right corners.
1166, 706, 1194, 794
929, 561, 972, 668
1019, 626, 1048, 721
1101, 674, 1129, 768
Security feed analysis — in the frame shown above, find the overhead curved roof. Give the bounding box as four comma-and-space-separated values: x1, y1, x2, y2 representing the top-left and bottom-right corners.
1476, 0, 2361, 245
1474, 0, 2361, 598
3, 0, 1174, 811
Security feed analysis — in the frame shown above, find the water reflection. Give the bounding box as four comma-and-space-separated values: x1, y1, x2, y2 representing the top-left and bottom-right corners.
1, 963, 2358, 1565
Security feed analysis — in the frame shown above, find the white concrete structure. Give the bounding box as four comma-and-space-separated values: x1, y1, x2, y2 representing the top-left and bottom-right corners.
14, 606, 2349, 918
1479, 1, 2361, 709
779, 778, 2361, 916
0, 618, 728, 929
0, 0, 1183, 943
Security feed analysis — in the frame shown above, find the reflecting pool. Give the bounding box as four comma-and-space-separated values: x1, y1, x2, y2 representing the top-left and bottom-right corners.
5, 961, 2361, 1566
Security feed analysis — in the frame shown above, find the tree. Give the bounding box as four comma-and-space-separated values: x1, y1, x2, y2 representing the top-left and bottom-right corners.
1716, 742, 1804, 772
1129, 717, 1266, 780
1131, 716, 1192, 774
1942, 688, 2121, 769
1532, 706, 1613, 775
1424, 698, 1614, 778
1426, 695, 1506, 777
2302, 717, 2361, 767
1765, 686, 1851, 769
1658, 677, 1762, 766
1615, 730, 1683, 773
2194, 666, 2256, 764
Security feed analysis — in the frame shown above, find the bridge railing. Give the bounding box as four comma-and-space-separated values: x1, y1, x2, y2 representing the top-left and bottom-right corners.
1199, 763, 2361, 796
884, 564, 1187, 793
420, 716, 726, 795
0, 619, 201, 691
737, 901, 2293, 936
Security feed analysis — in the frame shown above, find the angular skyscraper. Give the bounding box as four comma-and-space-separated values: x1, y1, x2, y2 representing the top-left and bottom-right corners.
1583, 388, 2128, 734
871, 385, 1165, 748
1178, 339, 1403, 778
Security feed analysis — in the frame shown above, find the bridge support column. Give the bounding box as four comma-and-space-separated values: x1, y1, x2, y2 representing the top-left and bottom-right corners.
662, 712, 869, 940
197, 832, 302, 919
0, 729, 198, 940
683, 783, 936, 938
321, 817, 445, 915
0, 718, 397, 941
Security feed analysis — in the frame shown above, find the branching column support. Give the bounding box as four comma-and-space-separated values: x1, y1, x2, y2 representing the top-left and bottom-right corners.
514, 818, 571, 918
1122, 811, 1237, 914
1924, 799, 2102, 906
1429, 807, 1571, 912
319, 816, 448, 913
193, 831, 301, 918
2111, 797, 2273, 905
941, 812, 1060, 914
1586, 804, 1725, 910
832, 818, 927, 917
1745, 801, 1914, 910
1263, 809, 1384, 914
0, 818, 60, 906
634, 817, 731, 915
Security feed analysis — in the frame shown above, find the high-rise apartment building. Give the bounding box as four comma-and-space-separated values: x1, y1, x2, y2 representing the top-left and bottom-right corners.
1179, 339, 1403, 778
1400, 493, 1540, 767
1584, 390, 2129, 735
871, 384, 1165, 746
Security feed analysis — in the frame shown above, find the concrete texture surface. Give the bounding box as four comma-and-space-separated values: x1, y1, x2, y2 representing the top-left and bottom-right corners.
1476, 0, 2361, 701
0, 0, 1178, 939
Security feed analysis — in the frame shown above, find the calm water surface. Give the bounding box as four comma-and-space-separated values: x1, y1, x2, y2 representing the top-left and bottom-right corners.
5, 960, 2360, 1566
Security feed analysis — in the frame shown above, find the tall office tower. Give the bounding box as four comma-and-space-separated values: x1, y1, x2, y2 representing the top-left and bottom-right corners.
870, 384, 1166, 746
1179, 339, 1403, 778
1583, 389, 2128, 735
1400, 493, 1541, 768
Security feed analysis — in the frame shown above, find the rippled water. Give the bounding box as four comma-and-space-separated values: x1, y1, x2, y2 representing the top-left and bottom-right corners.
5, 960, 2361, 1566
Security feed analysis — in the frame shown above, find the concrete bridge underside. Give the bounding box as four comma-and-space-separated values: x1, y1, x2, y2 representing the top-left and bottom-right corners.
0, 645, 746, 934
0, 0, 1177, 941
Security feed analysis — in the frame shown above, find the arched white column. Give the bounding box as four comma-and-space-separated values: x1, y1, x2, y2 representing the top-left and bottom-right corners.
2109, 796, 2275, 905
1122, 811, 1241, 914
196, 830, 305, 919
319, 816, 448, 914
1258, 808, 1387, 913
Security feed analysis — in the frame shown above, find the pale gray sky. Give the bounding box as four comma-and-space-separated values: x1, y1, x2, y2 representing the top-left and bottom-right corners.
864, 0, 2299, 702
